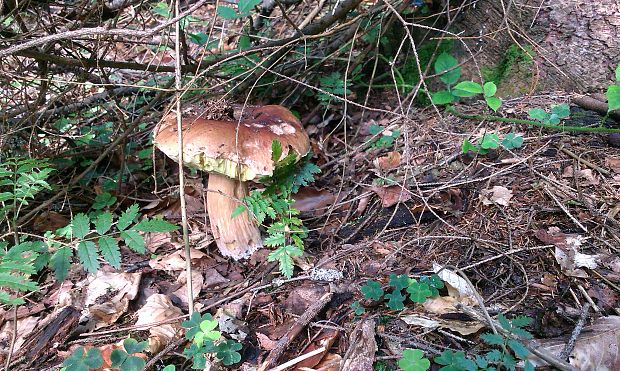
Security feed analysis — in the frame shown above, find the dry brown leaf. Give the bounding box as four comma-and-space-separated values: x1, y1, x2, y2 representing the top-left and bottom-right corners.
371, 185, 411, 208
295, 329, 340, 370
312, 353, 342, 371
536, 227, 600, 277
530, 315, 620, 370
172, 269, 204, 308
0, 315, 39, 354
605, 157, 620, 173
480, 186, 513, 206
256, 332, 278, 351
149, 248, 206, 271
374, 151, 401, 171
84, 271, 141, 328
293, 187, 340, 214
135, 294, 183, 353
562, 166, 600, 185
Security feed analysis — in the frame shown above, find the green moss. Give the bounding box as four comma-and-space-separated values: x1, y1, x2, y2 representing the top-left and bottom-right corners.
482, 44, 535, 85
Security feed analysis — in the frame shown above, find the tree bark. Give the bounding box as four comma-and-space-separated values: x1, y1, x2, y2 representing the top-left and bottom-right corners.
452, 0, 620, 93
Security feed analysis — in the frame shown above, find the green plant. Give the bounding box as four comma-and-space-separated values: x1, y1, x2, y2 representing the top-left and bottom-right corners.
45, 203, 177, 280
317, 72, 352, 105
399, 349, 431, 371
232, 140, 320, 278
355, 274, 443, 312
0, 158, 54, 305
461, 131, 524, 155
528, 103, 570, 125
110, 338, 148, 371
217, 0, 261, 20
61, 346, 103, 371
367, 124, 401, 150
430, 53, 501, 112
181, 312, 242, 368
400, 315, 536, 371
606, 63, 620, 112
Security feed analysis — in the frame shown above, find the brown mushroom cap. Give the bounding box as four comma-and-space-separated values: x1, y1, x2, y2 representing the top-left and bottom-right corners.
153, 105, 310, 180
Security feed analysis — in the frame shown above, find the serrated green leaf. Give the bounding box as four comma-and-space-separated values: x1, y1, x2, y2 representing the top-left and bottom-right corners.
268, 245, 301, 278
98, 236, 121, 269
72, 213, 90, 239
510, 315, 533, 328
51, 246, 72, 281
133, 219, 178, 232
360, 280, 384, 300
77, 241, 99, 273
120, 230, 145, 253
0, 272, 38, 292
117, 204, 139, 231
431, 90, 455, 105
92, 192, 117, 210
231, 205, 247, 219
607, 85, 620, 111
94, 212, 113, 235
507, 339, 529, 359
264, 233, 285, 247
272, 140, 283, 162
481, 332, 505, 346
453, 81, 483, 96
0, 291, 25, 305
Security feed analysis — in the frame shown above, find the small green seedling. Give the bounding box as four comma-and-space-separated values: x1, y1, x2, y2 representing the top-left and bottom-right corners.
430, 53, 502, 111
181, 312, 243, 368
355, 274, 443, 312
606, 64, 620, 112
217, 0, 261, 19
110, 338, 147, 371
398, 349, 431, 371
361, 280, 384, 301
62, 347, 103, 371
351, 300, 366, 315
462, 132, 524, 155
528, 103, 570, 125
367, 125, 401, 150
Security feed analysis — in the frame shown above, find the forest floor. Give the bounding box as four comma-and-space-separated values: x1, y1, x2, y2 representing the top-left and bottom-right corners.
4, 91, 620, 370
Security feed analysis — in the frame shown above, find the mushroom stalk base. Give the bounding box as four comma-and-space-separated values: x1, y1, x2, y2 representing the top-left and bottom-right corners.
207, 173, 262, 260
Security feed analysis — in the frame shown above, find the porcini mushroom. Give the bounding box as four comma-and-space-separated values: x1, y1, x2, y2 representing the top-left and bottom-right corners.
153, 105, 310, 260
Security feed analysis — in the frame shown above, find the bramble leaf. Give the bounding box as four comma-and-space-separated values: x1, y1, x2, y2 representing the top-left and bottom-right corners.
121, 230, 145, 253
98, 236, 120, 269
72, 213, 90, 239
77, 241, 99, 273
94, 212, 113, 235
117, 204, 140, 231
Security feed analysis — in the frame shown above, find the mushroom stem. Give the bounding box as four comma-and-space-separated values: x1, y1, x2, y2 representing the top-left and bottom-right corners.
207, 173, 262, 260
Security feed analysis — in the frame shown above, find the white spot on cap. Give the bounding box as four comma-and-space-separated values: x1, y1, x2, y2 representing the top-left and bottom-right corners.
270, 123, 296, 135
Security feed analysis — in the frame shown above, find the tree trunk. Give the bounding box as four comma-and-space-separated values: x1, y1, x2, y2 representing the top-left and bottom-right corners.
451, 0, 620, 94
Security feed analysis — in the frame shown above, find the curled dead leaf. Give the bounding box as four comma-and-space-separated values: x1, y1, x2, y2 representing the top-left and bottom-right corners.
84, 271, 141, 328
135, 294, 183, 353
371, 185, 411, 208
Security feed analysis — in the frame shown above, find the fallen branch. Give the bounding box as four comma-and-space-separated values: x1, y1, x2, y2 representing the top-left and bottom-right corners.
258, 292, 333, 371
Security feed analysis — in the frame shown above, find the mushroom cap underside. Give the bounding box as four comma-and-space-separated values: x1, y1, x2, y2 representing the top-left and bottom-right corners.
153, 105, 311, 181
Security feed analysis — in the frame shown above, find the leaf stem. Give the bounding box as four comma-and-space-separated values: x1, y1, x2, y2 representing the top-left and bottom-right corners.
446, 105, 620, 133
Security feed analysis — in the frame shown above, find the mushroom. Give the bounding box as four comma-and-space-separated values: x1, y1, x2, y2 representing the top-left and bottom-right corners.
153, 105, 311, 260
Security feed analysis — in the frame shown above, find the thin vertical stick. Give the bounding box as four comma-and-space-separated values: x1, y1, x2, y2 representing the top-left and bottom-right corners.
174, 0, 194, 314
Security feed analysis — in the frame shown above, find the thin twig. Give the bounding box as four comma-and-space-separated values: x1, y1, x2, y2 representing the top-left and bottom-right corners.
559, 303, 590, 360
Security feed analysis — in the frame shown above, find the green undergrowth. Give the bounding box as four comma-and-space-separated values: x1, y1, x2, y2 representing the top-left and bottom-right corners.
482, 44, 535, 86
